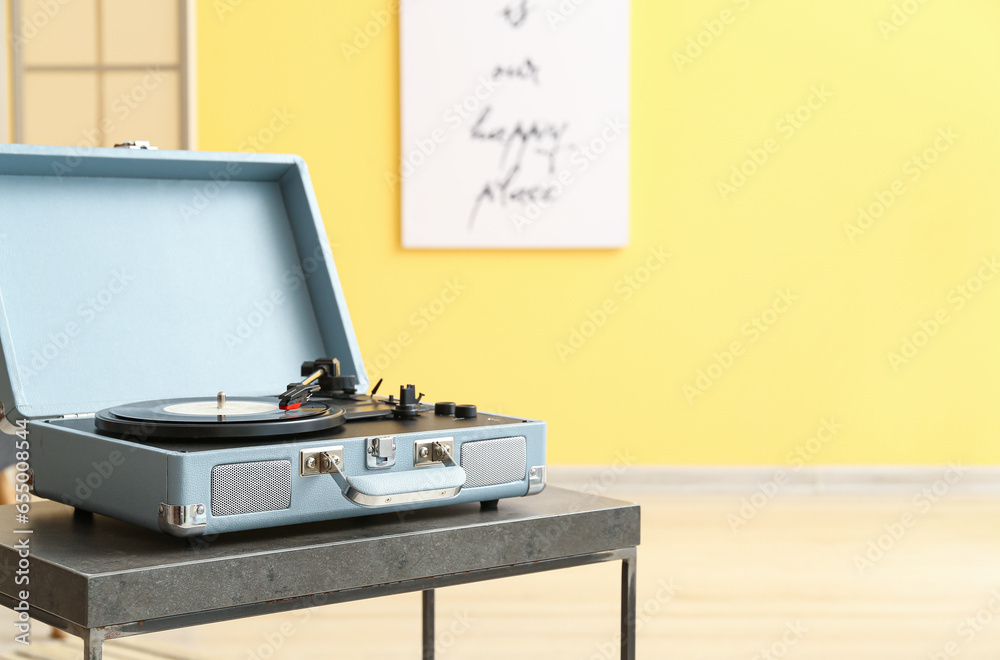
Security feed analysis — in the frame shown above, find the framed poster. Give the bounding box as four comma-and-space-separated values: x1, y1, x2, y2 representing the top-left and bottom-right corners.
400, 0, 630, 249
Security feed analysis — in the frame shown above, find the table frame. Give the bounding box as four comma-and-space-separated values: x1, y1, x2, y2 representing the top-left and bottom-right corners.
2, 546, 637, 660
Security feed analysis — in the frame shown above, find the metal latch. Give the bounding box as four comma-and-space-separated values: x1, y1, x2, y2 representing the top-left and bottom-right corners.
366, 436, 396, 469
414, 437, 455, 467
114, 141, 158, 150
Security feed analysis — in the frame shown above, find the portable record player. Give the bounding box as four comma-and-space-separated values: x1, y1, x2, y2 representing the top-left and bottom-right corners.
0, 144, 546, 537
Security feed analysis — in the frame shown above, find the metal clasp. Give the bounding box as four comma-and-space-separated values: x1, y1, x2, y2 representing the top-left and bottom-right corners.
366, 436, 396, 469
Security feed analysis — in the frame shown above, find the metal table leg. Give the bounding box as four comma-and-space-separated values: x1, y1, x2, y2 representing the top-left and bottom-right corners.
85, 629, 102, 660
621, 553, 637, 660
422, 589, 435, 660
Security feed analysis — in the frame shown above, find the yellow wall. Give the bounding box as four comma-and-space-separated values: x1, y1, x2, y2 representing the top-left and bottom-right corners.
198, 0, 1000, 466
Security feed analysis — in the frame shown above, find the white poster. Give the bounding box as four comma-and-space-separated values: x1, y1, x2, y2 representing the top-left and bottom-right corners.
399, 0, 630, 249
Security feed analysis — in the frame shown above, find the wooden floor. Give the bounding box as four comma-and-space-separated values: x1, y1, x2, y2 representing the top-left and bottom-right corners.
4, 490, 1000, 659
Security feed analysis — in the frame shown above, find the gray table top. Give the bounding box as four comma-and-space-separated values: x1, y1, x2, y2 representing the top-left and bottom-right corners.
0, 487, 639, 629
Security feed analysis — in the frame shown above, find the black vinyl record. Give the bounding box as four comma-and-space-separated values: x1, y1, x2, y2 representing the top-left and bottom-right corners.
95, 396, 346, 440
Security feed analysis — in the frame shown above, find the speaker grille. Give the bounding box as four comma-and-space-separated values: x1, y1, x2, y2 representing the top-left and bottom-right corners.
460, 436, 527, 488
211, 460, 292, 517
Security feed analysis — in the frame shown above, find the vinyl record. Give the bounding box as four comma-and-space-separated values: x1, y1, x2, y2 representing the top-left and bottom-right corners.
95, 396, 346, 440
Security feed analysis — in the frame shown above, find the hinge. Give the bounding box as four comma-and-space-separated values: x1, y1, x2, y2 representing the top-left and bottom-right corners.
60, 413, 97, 419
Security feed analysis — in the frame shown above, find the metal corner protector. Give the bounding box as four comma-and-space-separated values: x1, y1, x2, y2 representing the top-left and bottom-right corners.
527, 466, 546, 495
158, 502, 208, 537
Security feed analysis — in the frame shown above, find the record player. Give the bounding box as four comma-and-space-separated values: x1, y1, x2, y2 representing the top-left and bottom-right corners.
0, 144, 546, 537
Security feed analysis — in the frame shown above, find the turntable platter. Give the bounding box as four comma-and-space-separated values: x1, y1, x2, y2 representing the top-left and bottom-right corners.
95, 396, 346, 440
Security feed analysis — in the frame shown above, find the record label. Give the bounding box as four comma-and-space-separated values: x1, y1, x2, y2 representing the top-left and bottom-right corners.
163, 400, 278, 416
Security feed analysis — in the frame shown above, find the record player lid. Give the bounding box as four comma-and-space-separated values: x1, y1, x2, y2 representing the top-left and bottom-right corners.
0, 144, 368, 421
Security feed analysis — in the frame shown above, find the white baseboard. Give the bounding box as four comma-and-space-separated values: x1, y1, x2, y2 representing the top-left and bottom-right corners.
547, 465, 1000, 495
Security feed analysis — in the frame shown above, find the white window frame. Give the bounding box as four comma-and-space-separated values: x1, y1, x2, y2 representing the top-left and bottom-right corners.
1, 1, 9, 143
8, 0, 196, 148
182, 0, 196, 148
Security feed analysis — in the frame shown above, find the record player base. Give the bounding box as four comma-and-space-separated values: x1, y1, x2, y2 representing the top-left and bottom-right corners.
0, 487, 639, 660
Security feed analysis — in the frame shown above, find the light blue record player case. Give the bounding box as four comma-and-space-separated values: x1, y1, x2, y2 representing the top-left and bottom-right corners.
0, 145, 546, 535
0, 144, 366, 419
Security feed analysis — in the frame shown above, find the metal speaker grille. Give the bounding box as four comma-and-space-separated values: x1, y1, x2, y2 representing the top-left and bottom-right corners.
211, 460, 292, 517
460, 436, 527, 488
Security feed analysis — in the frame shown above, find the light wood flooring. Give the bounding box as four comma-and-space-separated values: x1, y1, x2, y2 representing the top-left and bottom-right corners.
3, 490, 1000, 659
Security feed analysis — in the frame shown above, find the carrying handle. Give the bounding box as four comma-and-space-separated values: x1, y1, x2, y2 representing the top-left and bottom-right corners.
323, 448, 465, 507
